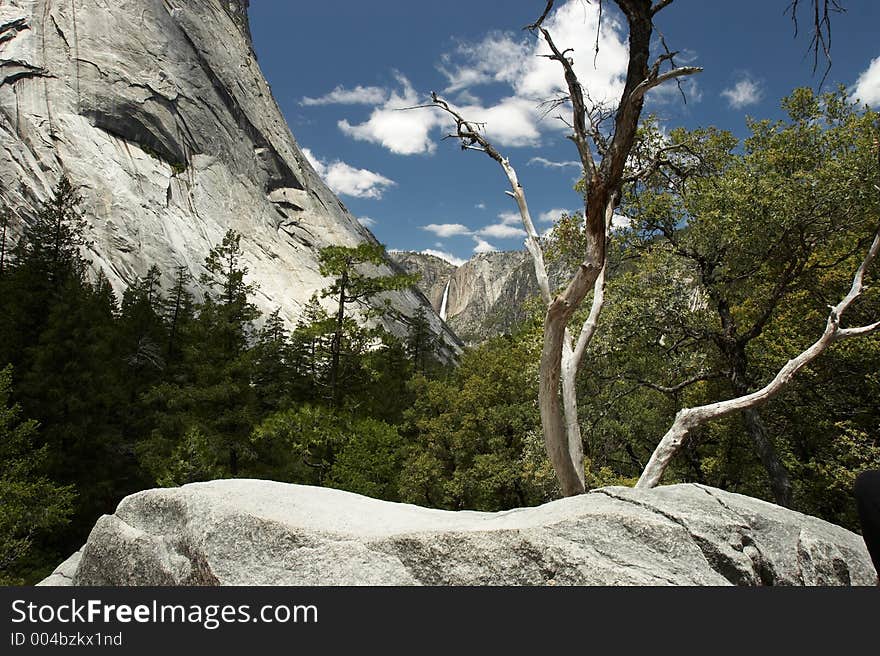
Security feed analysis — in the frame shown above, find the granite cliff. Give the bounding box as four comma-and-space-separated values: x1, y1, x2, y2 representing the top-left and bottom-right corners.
394, 250, 553, 344
0, 0, 459, 354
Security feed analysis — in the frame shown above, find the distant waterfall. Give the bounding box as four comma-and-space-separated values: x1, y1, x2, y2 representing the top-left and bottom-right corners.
439, 280, 451, 322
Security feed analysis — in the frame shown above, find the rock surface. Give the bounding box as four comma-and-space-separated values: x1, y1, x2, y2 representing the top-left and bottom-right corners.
393, 250, 547, 344
0, 1, 459, 355
39, 479, 877, 586
391, 251, 458, 311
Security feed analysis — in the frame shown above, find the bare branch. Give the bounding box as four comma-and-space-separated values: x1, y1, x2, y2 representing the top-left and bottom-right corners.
654, 28, 691, 104
630, 66, 703, 103
837, 321, 880, 338
651, 0, 675, 16
637, 219, 880, 489
419, 93, 553, 307
786, 0, 845, 87
634, 371, 728, 395
623, 142, 699, 183
539, 27, 598, 181
525, 0, 557, 31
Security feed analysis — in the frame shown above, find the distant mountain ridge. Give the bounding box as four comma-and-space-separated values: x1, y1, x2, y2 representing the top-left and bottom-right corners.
392, 250, 544, 344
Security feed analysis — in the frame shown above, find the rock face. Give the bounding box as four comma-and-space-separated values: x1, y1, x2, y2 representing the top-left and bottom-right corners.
0, 1, 458, 355
393, 250, 546, 344
39, 479, 877, 586
391, 251, 457, 311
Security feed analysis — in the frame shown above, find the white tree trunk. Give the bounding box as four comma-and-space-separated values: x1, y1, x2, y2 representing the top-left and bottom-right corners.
426, 0, 699, 497
501, 157, 588, 492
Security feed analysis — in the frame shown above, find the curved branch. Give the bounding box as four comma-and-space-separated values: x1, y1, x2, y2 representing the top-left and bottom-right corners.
629, 66, 703, 103
637, 219, 880, 489
525, 0, 557, 31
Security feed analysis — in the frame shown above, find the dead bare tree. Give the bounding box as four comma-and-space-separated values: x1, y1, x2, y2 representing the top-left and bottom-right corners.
420, 0, 858, 499
426, 0, 700, 496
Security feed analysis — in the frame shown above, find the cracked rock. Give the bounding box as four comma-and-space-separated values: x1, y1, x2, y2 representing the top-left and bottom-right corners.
39, 480, 877, 586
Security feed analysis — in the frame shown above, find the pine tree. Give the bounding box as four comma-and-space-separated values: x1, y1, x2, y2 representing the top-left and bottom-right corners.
200, 230, 259, 354
142, 230, 260, 482
0, 365, 75, 584
15, 177, 89, 286
362, 328, 414, 424
251, 308, 294, 413
405, 305, 441, 374
120, 265, 166, 375
317, 243, 417, 406
0, 178, 90, 371
163, 264, 195, 367
288, 294, 332, 402
17, 266, 133, 549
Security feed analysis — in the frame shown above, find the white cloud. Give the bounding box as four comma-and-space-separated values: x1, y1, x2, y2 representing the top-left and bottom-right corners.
331, 1, 629, 155
302, 147, 323, 171
438, 31, 531, 93
539, 208, 572, 223
498, 211, 521, 226
423, 223, 472, 238
478, 223, 527, 239
528, 156, 581, 169
721, 76, 763, 109
436, 3, 629, 147
455, 96, 543, 147
358, 216, 377, 228
421, 249, 467, 267
302, 148, 396, 199
338, 73, 446, 155
455, 89, 483, 105
475, 202, 487, 210
473, 237, 498, 254
422, 215, 527, 241
852, 55, 880, 106
440, 4, 628, 105
301, 85, 388, 106
611, 213, 631, 230
519, 3, 628, 104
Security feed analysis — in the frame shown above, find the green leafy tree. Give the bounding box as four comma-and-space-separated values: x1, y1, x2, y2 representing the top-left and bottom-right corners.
249, 404, 405, 499
327, 416, 405, 501
616, 88, 879, 505
317, 243, 418, 406
542, 90, 880, 519
399, 334, 554, 511
0, 366, 75, 584
140, 230, 260, 482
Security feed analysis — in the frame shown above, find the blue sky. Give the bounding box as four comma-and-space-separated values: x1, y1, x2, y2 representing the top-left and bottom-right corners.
249, 0, 880, 266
